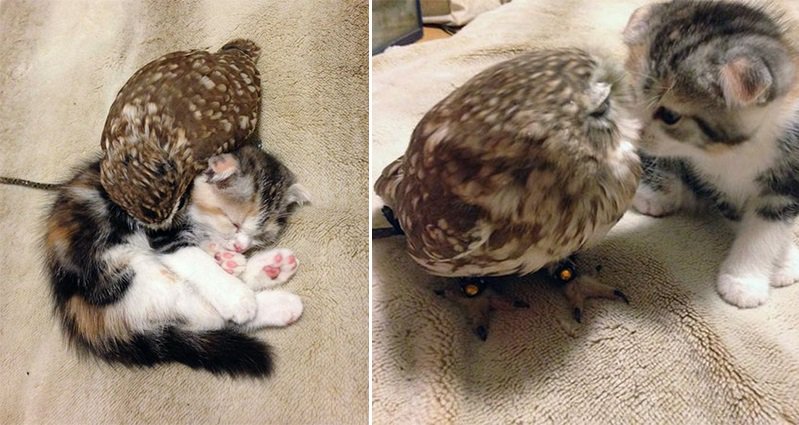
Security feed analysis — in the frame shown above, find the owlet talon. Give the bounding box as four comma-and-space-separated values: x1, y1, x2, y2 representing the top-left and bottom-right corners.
614, 289, 630, 304
435, 279, 530, 340
573, 308, 582, 323
564, 275, 629, 323
513, 300, 531, 309
475, 325, 488, 341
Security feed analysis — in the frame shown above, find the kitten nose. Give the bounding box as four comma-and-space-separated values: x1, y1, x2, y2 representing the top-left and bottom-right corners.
233, 243, 244, 252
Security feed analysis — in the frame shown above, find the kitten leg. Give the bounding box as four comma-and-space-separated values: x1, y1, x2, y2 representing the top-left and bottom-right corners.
772, 241, 799, 288
115, 256, 226, 332
171, 286, 228, 331
238, 290, 304, 329
242, 248, 299, 291
716, 214, 791, 308
161, 247, 257, 325
126, 256, 298, 331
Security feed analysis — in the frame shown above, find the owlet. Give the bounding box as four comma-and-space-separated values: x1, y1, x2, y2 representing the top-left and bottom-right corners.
100, 39, 261, 227
375, 48, 641, 339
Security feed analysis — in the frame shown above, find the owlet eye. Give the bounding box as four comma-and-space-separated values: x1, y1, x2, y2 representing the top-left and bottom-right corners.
654, 106, 682, 125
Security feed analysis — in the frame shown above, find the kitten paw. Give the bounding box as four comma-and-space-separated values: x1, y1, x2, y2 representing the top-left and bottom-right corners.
632, 185, 679, 217
250, 290, 304, 328
717, 274, 769, 308
212, 285, 258, 325
772, 244, 799, 288
771, 270, 798, 288
200, 241, 220, 255
213, 250, 247, 276
242, 248, 299, 290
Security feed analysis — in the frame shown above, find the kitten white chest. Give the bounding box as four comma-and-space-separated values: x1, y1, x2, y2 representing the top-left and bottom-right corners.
691, 131, 778, 209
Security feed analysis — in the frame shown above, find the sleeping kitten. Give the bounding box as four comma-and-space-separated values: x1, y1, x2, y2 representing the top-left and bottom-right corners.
44, 143, 308, 377
191, 146, 309, 289
623, 0, 799, 307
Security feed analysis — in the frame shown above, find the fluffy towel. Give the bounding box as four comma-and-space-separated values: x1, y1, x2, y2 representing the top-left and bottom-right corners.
372, 0, 799, 423
0, 1, 367, 423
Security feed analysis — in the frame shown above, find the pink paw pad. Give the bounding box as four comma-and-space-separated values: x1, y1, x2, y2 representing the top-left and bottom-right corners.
263, 266, 281, 279
213, 250, 246, 276
244, 248, 299, 289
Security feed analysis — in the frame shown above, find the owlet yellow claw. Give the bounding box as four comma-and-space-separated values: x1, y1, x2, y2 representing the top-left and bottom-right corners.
99, 39, 262, 227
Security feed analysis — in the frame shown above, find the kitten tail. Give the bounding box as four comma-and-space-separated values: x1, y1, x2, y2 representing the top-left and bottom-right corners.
92, 327, 274, 378
156, 327, 274, 378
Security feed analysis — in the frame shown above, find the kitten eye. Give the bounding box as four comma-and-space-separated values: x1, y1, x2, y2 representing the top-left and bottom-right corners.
590, 96, 611, 118
654, 106, 682, 125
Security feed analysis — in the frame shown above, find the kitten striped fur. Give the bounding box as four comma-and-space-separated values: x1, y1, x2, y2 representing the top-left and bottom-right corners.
624, 0, 799, 308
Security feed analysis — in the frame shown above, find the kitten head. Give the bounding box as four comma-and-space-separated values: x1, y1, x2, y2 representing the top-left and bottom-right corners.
623, 0, 797, 156
191, 143, 310, 253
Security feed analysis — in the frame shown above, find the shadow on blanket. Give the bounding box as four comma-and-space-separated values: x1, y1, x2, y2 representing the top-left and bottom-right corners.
372, 207, 743, 394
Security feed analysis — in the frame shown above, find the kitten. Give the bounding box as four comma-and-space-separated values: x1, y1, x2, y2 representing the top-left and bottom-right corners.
623, 0, 799, 307
1, 146, 308, 288
44, 143, 308, 377
190, 146, 310, 289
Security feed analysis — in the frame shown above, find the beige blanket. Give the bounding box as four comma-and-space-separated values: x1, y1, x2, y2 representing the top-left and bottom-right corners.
0, 1, 368, 423
372, 0, 799, 423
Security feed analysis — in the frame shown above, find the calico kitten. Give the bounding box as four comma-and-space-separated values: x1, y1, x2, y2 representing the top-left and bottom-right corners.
190, 145, 309, 288
623, 0, 799, 307
44, 143, 308, 377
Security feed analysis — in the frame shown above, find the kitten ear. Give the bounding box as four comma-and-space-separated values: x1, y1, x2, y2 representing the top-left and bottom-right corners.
719, 56, 774, 107
204, 153, 240, 184
623, 3, 659, 45
284, 183, 311, 207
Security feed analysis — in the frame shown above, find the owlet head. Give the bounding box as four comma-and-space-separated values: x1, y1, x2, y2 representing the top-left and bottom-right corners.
100, 145, 190, 228
517, 49, 639, 152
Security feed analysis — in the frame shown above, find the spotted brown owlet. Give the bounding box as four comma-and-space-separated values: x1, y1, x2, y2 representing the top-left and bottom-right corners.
100, 39, 261, 227
375, 48, 642, 339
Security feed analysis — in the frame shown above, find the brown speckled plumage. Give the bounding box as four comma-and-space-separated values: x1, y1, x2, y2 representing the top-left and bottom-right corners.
377, 49, 641, 277
100, 39, 261, 227
375, 49, 641, 332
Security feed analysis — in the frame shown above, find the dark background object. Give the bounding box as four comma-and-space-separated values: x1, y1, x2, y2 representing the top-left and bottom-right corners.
372, 0, 423, 54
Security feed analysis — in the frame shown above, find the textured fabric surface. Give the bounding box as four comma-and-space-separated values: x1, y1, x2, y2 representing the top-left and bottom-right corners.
0, 1, 368, 424
372, 0, 799, 423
